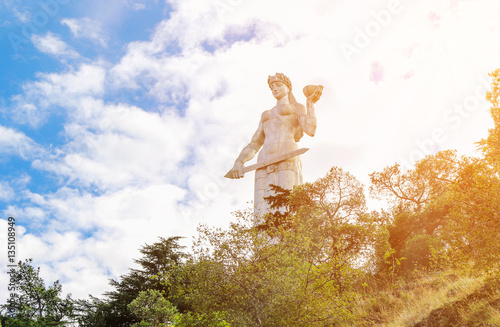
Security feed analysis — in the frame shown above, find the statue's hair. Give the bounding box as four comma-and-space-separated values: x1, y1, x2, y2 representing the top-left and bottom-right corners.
268, 73, 292, 91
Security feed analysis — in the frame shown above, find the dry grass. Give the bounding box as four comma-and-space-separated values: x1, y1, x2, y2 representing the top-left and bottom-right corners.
484, 306, 500, 325
340, 269, 500, 327
384, 274, 483, 326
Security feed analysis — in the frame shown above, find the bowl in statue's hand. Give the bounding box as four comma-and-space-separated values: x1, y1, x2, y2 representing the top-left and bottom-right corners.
303, 85, 320, 98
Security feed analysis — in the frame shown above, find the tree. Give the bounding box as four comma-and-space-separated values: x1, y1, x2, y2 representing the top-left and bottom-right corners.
77, 236, 188, 327
370, 140, 500, 274
369, 151, 471, 273
1, 259, 73, 326
172, 311, 231, 327
185, 167, 376, 326
369, 150, 462, 212
435, 159, 500, 268
72, 296, 109, 327
128, 290, 177, 327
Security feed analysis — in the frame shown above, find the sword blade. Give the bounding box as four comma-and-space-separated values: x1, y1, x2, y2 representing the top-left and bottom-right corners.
225, 148, 309, 178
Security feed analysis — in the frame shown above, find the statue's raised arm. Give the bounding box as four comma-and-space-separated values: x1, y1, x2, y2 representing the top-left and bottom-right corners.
297, 85, 323, 137
225, 73, 324, 217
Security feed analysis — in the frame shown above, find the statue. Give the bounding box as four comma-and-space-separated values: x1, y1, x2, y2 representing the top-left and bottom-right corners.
225, 73, 323, 217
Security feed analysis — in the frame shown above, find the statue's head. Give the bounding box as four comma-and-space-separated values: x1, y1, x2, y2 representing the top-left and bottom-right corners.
268, 73, 294, 101
268, 73, 292, 91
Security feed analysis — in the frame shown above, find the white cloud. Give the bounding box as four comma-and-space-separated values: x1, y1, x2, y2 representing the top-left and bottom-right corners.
11, 64, 106, 126
61, 17, 107, 47
0, 182, 15, 201
1, 183, 194, 299
31, 32, 80, 58
30, 98, 194, 190
128, 1, 147, 11
0, 125, 42, 159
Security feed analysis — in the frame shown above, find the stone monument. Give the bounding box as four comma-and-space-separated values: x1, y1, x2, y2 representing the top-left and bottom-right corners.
225, 73, 323, 217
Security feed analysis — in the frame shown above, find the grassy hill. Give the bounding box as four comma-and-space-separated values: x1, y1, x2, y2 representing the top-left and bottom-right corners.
342, 269, 500, 326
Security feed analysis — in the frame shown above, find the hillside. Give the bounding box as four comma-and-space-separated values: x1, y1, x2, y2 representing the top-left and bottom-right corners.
412, 275, 500, 327
347, 269, 500, 326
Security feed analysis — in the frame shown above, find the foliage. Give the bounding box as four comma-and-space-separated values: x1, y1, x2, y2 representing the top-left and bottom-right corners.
172, 311, 231, 327
368, 149, 500, 274
128, 290, 177, 327
71, 296, 110, 327
184, 167, 376, 326
76, 237, 188, 327
436, 159, 500, 268
127, 288, 231, 327
1, 259, 73, 326
369, 150, 462, 211
400, 234, 442, 272
105, 235, 187, 302
478, 68, 500, 163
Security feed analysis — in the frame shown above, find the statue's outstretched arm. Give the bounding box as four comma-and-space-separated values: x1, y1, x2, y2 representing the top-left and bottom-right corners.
226, 121, 265, 179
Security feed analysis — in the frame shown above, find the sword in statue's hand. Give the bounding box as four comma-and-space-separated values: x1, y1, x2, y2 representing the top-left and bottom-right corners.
224, 148, 309, 179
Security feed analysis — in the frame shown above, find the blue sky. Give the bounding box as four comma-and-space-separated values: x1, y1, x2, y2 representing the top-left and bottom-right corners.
1, 0, 499, 300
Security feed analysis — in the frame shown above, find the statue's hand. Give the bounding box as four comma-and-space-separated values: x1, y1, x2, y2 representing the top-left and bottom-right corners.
226, 163, 244, 179
307, 85, 324, 105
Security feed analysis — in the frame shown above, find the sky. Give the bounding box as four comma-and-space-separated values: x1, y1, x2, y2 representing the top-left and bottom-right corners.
0, 0, 499, 301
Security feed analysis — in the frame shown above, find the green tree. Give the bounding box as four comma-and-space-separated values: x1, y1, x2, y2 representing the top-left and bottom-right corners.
172, 311, 231, 327
128, 290, 177, 327
72, 296, 109, 327
369, 150, 462, 212
435, 159, 500, 269
185, 167, 375, 326
1, 259, 73, 326
369, 151, 469, 273
371, 144, 500, 274
76, 236, 187, 327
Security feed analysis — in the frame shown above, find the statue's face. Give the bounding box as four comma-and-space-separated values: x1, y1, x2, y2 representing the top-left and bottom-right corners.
270, 81, 289, 100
